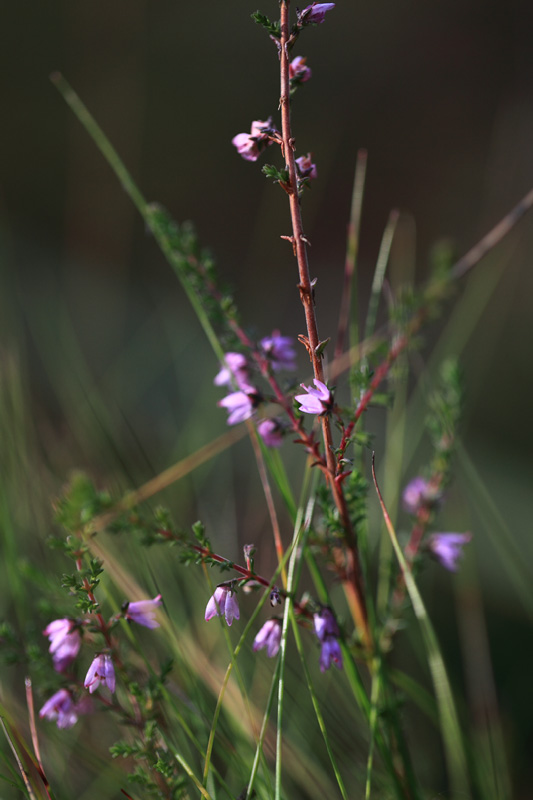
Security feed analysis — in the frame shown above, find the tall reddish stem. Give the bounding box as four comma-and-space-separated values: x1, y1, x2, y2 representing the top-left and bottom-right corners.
279, 1, 370, 649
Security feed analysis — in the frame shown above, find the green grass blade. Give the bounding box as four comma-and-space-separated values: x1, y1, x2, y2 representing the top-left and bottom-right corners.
363, 210, 399, 343
371, 454, 471, 799
50, 74, 225, 365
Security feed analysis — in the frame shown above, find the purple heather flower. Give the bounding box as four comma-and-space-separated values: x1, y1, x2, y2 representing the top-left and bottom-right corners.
84, 654, 116, 694
313, 607, 339, 641
125, 595, 162, 629
295, 379, 333, 416
205, 586, 240, 626
232, 118, 276, 162
218, 386, 260, 425
296, 153, 318, 181
43, 618, 81, 673
289, 55, 312, 84
402, 476, 438, 514
214, 352, 250, 389
298, 3, 336, 25
314, 608, 343, 672
39, 689, 92, 730
253, 619, 282, 658
260, 331, 297, 372
257, 418, 284, 448
318, 635, 343, 672
427, 532, 472, 572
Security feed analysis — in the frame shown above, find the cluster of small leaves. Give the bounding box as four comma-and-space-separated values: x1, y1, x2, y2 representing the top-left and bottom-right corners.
61, 557, 104, 612
146, 204, 241, 350
251, 10, 281, 38
110, 674, 186, 798
315, 485, 343, 543
109, 505, 185, 548
425, 358, 463, 479
343, 469, 369, 534
0, 621, 23, 666
54, 472, 113, 533
262, 163, 290, 185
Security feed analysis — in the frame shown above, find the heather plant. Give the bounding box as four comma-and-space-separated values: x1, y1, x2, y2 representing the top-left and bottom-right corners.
1, 2, 533, 799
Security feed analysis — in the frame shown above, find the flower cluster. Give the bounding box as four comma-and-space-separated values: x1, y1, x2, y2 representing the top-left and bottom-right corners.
401, 477, 472, 571
40, 595, 162, 728
214, 333, 295, 444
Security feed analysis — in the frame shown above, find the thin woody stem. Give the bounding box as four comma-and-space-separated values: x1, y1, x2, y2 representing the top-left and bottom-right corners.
279, 1, 370, 649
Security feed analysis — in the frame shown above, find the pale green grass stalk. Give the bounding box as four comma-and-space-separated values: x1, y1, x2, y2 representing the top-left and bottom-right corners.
245, 660, 280, 800
372, 455, 471, 799
363, 209, 399, 345
335, 148, 368, 357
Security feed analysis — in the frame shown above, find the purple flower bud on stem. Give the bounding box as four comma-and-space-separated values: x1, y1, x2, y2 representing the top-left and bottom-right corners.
427, 532, 472, 572
260, 331, 297, 372
232, 119, 278, 162
39, 689, 92, 729
214, 352, 250, 389
253, 619, 282, 658
205, 586, 240, 626
402, 476, 439, 514
218, 386, 261, 425
257, 418, 284, 448
43, 618, 81, 673
296, 154, 317, 181
298, 3, 336, 26
84, 654, 116, 694
289, 55, 312, 84
314, 608, 343, 672
125, 595, 162, 628
295, 379, 333, 416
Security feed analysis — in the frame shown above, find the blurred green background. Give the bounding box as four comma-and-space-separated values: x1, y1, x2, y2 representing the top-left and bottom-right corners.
1, 0, 533, 796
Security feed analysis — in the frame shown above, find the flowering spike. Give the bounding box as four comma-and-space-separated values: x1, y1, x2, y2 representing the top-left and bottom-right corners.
205, 586, 240, 626
125, 595, 162, 628
427, 532, 472, 572
84, 654, 116, 694
295, 379, 333, 415
43, 618, 81, 673
253, 619, 282, 657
